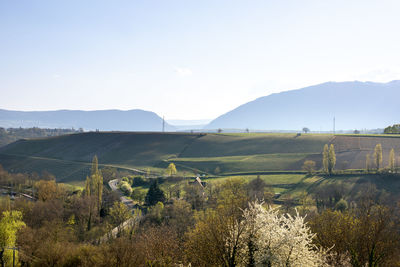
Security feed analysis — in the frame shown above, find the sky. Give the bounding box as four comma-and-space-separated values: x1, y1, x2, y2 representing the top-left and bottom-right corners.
1, 0, 400, 120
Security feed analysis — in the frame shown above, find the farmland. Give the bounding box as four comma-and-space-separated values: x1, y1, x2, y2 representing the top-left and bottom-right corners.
0, 132, 332, 182
1, 131, 400, 184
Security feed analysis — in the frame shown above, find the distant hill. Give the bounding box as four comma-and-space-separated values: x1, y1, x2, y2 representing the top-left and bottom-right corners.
205, 81, 400, 131
0, 109, 175, 131
0, 127, 80, 147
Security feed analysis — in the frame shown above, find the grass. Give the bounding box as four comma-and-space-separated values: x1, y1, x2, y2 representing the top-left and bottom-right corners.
168, 153, 316, 174
2, 131, 400, 184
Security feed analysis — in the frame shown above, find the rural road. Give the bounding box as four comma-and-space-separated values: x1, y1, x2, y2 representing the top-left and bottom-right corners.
100, 179, 141, 242
108, 179, 136, 209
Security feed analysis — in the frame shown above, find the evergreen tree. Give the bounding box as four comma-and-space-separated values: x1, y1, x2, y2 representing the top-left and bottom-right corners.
328, 144, 336, 175
374, 144, 383, 171
145, 180, 166, 206
322, 144, 329, 174
389, 148, 395, 172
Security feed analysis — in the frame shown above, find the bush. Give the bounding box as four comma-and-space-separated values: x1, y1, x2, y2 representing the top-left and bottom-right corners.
335, 199, 348, 212
120, 181, 133, 196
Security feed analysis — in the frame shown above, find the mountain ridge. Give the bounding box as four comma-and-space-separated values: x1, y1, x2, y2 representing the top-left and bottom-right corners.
205, 80, 400, 131
0, 109, 175, 131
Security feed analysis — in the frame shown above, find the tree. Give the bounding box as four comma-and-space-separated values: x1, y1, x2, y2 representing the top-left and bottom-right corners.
302, 160, 316, 175
119, 181, 133, 196
185, 179, 250, 267
165, 163, 177, 177
0, 211, 25, 266
145, 180, 166, 206
83, 155, 104, 230
388, 148, 395, 172
311, 205, 399, 267
302, 127, 310, 133
35, 180, 58, 202
85, 155, 103, 214
109, 201, 132, 235
240, 202, 326, 267
374, 144, 383, 171
322, 144, 329, 173
366, 153, 371, 173
328, 144, 336, 174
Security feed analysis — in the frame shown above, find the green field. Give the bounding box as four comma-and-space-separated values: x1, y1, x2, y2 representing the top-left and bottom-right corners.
1, 131, 400, 183
0, 132, 332, 182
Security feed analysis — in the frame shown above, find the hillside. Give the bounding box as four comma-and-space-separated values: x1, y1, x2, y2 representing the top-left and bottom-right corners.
1, 132, 400, 182
205, 80, 400, 131
0, 109, 175, 131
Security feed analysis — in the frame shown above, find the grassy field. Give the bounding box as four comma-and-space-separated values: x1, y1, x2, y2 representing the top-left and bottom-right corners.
1, 131, 400, 183
168, 153, 317, 174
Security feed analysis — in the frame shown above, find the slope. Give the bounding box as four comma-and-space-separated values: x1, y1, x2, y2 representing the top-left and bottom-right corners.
1, 132, 400, 183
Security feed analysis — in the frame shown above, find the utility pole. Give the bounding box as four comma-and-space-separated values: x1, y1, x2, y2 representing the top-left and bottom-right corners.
162, 116, 165, 132
333, 116, 336, 134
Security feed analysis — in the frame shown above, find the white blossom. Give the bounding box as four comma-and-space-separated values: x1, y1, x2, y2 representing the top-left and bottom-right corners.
240, 202, 327, 267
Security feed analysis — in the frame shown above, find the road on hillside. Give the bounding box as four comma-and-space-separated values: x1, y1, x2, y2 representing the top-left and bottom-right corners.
108, 179, 136, 209
100, 179, 141, 242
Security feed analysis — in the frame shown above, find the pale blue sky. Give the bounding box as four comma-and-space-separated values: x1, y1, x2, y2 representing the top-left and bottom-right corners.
1, 0, 400, 120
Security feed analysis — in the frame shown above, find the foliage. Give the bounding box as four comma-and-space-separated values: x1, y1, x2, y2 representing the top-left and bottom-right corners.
388, 148, 395, 172
384, 124, 400, 134
35, 179, 65, 202
334, 198, 348, 212
119, 181, 132, 196
374, 143, 383, 170
0, 211, 25, 266
366, 153, 371, 173
311, 205, 399, 267
185, 179, 249, 266
303, 160, 316, 175
322, 144, 329, 173
145, 180, 166, 206
85, 155, 103, 214
241, 202, 327, 267
328, 144, 336, 175
165, 163, 177, 176
109, 201, 132, 234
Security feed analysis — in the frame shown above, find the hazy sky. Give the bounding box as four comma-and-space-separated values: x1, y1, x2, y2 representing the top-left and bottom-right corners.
1, 0, 400, 120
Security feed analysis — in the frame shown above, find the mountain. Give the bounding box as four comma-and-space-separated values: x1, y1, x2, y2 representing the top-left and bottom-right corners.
205, 81, 400, 131
0, 109, 175, 131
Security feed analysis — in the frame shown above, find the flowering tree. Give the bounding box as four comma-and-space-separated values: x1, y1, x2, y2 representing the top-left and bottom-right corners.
241, 202, 327, 267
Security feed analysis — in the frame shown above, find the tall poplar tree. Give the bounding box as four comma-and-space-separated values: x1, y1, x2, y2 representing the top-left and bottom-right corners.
389, 148, 395, 172
374, 144, 383, 171
328, 144, 336, 175
366, 154, 371, 173
322, 144, 329, 174
84, 155, 103, 215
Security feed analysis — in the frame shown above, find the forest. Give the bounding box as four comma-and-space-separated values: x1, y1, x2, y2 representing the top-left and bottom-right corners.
0, 152, 398, 267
